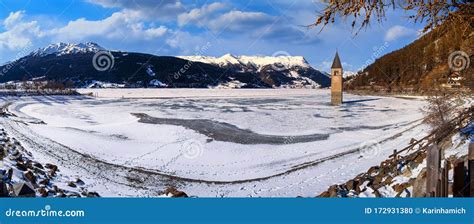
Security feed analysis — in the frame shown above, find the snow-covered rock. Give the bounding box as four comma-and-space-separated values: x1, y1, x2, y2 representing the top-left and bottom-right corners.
146, 66, 156, 77
86, 81, 125, 88
179, 54, 311, 71
149, 79, 168, 87
30, 42, 106, 57
343, 71, 358, 78
213, 80, 246, 89
0, 129, 98, 197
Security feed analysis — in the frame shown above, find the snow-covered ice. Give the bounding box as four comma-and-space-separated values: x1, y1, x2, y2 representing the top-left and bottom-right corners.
0, 89, 430, 197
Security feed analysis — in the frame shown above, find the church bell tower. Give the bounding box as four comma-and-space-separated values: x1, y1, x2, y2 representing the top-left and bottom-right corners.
331, 52, 343, 105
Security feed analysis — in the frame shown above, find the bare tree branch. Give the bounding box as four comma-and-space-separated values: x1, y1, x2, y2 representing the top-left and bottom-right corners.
311, 0, 473, 35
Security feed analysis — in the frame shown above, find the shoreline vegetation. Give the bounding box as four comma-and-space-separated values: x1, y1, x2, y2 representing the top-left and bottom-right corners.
347, 89, 473, 97
319, 107, 473, 197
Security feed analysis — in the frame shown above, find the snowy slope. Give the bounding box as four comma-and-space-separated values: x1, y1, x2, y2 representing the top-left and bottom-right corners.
30, 42, 105, 57
344, 71, 357, 78
179, 54, 328, 88
179, 54, 310, 71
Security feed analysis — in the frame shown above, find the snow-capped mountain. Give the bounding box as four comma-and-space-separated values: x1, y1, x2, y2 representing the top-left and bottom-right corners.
0, 42, 330, 89
343, 71, 358, 78
179, 54, 310, 71
179, 54, 329, 88
30, 42, 105, 57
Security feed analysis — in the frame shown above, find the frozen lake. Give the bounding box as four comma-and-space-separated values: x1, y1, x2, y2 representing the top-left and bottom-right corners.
1, 89, 430, 197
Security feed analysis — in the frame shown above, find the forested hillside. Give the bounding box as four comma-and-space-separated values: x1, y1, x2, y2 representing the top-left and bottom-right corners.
347, 21, 473, 92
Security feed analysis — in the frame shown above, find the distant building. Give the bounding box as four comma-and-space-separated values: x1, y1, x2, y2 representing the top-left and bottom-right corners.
442, 72, 463, 88
12, 183, 35, 197
331, 52, 343, 105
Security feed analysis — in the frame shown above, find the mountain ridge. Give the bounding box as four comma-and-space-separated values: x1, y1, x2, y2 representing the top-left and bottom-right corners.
30, 42, 106, 57
178, 54, 310, 71
0, 42, 330, 89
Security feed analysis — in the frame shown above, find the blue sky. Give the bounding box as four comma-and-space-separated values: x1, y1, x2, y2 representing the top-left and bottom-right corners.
0, 0, 424, 72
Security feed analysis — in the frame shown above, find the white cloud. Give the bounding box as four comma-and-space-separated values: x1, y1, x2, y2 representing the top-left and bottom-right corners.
208, 10, 275, 33
317, 60, 353, 73
3, 11, 24, 28
317, 60, 332, 72
182, 6, 305, 44
87, 0, 185, 21
0, 9, 169, 55
178, 2, 228, 27
0, 11, 44, 50
88, 0, 181, 9
49, 10, 168, 42
143, 26, 168, 38
384, 25, 417, 42
166, 30, 208, 53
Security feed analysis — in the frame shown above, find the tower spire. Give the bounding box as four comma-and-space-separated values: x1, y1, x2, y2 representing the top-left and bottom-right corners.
331, 51, 342, 69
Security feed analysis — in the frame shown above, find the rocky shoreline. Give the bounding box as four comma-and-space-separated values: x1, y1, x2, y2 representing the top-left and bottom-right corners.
0, 125, 190, 198
0, 128, 100, 197
318, 149, 428, 198
318, 116, 473, 198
